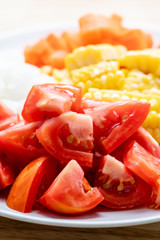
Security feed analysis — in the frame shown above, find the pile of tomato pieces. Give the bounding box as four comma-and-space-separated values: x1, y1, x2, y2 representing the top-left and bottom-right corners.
1, 83, 160, 215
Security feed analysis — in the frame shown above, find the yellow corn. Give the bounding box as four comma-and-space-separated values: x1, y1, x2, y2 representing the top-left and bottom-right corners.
71, 61, 126, 93
41, 66, 73, 85
119, 49, 160, 77
123, 69, 160, 93
40, 65, 53, 76
65, 44, 127, 71
84, 88, 160, 143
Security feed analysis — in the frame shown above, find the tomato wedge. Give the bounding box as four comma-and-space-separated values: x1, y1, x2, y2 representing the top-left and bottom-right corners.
36, 111, 94, 167
0, 121, 47, 168
94, 155, 153, 209
131, 127, 160, 158
124, 141, 160, 188
7, 156, 57, 213
39, 160, 104, 214
22, 84, 82, 122
0, 115, 20, 131
0, 101, 15, 120
84, 100, 150, 154
0, 156, 16, 190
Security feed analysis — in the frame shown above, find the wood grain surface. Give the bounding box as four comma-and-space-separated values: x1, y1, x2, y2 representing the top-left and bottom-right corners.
0, 216, 160, 240
1, 0, 160, 239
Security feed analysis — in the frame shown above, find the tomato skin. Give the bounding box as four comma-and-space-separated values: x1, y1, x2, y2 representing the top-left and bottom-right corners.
7, 156, 57, 213
0, 115, 20, 131
131, 127, 160, 158
0, 101, 15, 120
84, 100, 150, 154
39, 160, 104, 214
22, 84, 82, 122
124, 141, 160, 187
94, 155, 153, 209
53, 84, 82, 112
36, 112, 94, 167
0, 121, 47, 168
0, 156, 16, 190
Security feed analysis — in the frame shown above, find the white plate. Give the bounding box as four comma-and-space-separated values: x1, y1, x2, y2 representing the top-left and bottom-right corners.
0, 22, 160, 228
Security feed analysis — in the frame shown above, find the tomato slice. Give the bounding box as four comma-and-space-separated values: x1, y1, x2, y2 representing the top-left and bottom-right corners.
124, 141, 160, 188
131, 127, 160, 158
7, 156, 57, 213
39, 160, 104, 214
36, 111, 94, 167
94, 155, 153, 209
22, 84, 82, 122
53, 84, 82, 112
0, 101, 15, 120
84, 100, 150, 154
0, 115, 20, 131
0, 121, 47, 168
0, 156, 16, 190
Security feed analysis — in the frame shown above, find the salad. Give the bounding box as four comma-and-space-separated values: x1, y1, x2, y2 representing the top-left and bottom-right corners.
1, 13, 160, 216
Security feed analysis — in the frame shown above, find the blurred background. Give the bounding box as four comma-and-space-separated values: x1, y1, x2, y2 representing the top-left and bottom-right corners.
0, 0, 160, 33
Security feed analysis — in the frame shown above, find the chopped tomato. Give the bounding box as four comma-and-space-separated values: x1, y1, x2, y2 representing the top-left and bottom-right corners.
131, 127, 160, 158
94, 155, 153, 209
0, 115, 20, 131
84, 100, 150, 154
22, 84, 82, 122
0, 156, 16, 190
124, 141, 160, 188
0, 101, 15, 120
36, 111, 94, 167
53, 84, 82, 112
7, 156, 57, 213
39, 160, 104, 214
0, 121, 46, 168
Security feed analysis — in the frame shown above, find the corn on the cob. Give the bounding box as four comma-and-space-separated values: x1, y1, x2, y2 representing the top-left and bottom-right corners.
71, 61, 126, 93
65, 44, 127, 71
123, 69, 160, 93
119, 49, 160, 77
84, 88, 160, 143
41, 66, 73, 85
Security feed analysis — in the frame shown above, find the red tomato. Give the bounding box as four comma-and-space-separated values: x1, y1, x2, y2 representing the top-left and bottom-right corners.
0, 121, 47, 168
0, 156, 16, 190
131, 127, 160, 158
94, 155, 153, 209
84, 100, 150, 154
82, 98, 111, 110
124, 141, 160, 188
36, 111, 94, 167
7, 156, 57, 213
22, 84, 82, 122
53, 84, 82, 112
0, 101, 15, 120
39, 160, 104, 214
0, 115, 20, 131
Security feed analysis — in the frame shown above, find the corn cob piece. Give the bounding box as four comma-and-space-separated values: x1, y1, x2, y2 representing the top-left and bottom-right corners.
84, 88, 160, 112
119, 49, 160, 77
65, 44, 127, 71
41, 66, 73, 85
71, 61, 126, 93
123, 69, 160, 93
84, 88, 160, 143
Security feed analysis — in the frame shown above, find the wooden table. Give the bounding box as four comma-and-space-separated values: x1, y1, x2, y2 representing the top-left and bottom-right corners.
1, 0, 160, 239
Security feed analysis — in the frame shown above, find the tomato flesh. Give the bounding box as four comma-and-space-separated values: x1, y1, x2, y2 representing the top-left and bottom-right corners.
22, 84, 82, 122
36, 112, 94, 167
0, 121, 47, 168
7, 156, 57, 213
94, 155, 153, 209
84, 100, 150, 154
39, 160, 104, 214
